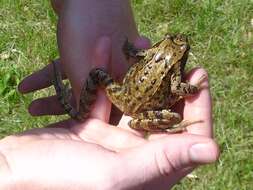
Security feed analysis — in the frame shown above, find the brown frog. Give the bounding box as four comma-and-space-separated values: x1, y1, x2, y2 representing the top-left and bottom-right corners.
52, 34, 205, 132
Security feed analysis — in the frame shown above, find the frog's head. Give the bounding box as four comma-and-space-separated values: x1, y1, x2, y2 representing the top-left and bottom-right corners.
159, 34, 190, 71
163, 33, 190, 53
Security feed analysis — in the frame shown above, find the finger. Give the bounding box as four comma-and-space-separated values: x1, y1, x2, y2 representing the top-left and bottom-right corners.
118, 134, 219, 189
134, 35, 151, 49
29, 87, 111, 121
85, 36, 112, 122
183, 68, 213, 137
18, 59, 66, 94
28, 94, 75, 116
89, 90, 111, 122
117, 115, 146, 137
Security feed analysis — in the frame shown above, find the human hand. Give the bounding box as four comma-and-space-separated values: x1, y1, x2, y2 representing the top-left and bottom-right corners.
18, 36, 149, 123
2, 68, 219, 190
50, 0, 150, 101
3, 67, 219, 190
14, 37, 219, 190
0, 104, 218, 190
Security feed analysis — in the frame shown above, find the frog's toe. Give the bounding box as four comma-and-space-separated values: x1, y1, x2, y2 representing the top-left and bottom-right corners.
128, 118, 182, 132
128, 119, 146, 131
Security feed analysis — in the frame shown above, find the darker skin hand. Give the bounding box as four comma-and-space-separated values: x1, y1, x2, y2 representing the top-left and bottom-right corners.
8, 38, 220, 190
21, 1, 150, 123
49, 0, 149, 100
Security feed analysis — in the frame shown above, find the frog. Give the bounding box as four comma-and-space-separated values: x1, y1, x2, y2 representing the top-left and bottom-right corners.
52, 34, 205, 132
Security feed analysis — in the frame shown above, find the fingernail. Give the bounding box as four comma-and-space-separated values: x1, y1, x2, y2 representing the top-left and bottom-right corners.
189, 142, 219, 164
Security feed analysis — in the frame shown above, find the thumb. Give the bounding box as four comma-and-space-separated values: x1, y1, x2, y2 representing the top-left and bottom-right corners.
118, 134, 219, 189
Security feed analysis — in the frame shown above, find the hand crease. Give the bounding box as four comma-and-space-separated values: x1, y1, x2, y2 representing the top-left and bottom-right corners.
154, 149, 178, 177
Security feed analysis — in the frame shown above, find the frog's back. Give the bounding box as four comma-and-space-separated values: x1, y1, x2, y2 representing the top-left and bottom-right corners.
121, 34, 189, 115
123, 57, 173, 114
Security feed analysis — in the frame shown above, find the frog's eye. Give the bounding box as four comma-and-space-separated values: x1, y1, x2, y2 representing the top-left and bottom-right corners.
174, 35, 188, 45
164, 33, 172, 39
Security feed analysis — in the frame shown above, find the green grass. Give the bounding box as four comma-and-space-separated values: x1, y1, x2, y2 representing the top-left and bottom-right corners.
0, 0, 252, 189
0, 0, 58, 137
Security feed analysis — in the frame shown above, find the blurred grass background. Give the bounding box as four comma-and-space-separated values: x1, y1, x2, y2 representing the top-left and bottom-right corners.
0, 0, 252, 189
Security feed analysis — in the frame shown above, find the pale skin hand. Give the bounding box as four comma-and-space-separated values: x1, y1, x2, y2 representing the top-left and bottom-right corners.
2, 38, 220, 190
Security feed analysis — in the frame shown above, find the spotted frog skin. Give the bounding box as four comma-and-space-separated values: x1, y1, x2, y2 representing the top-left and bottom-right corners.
52, 34, 205, 132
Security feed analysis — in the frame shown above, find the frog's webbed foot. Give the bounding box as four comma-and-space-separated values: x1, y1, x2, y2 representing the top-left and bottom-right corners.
171, 74, 207, 97
52, 63, 116, 121
165, 119, 202, 133
129, 110, 202, 133
129, 110, 186, 132
52, 61, 80, 119
122, 38, 147, 60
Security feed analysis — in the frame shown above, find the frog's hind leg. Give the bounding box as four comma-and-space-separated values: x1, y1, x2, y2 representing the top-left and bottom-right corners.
129, 118, 186, 133
52, 65, 122, 121
171, 74, 207, 96
80, 68, 126, 116
129, 110, 186, 132
52, 61, 79, 119
122, 38, 148, 60
78, 68, 123, 120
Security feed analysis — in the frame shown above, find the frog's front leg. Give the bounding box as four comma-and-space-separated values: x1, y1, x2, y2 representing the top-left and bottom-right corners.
52, 61, 99, 121
171, 74, 207, 96
129, 110, 187, 132
122, 38, 159, 61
